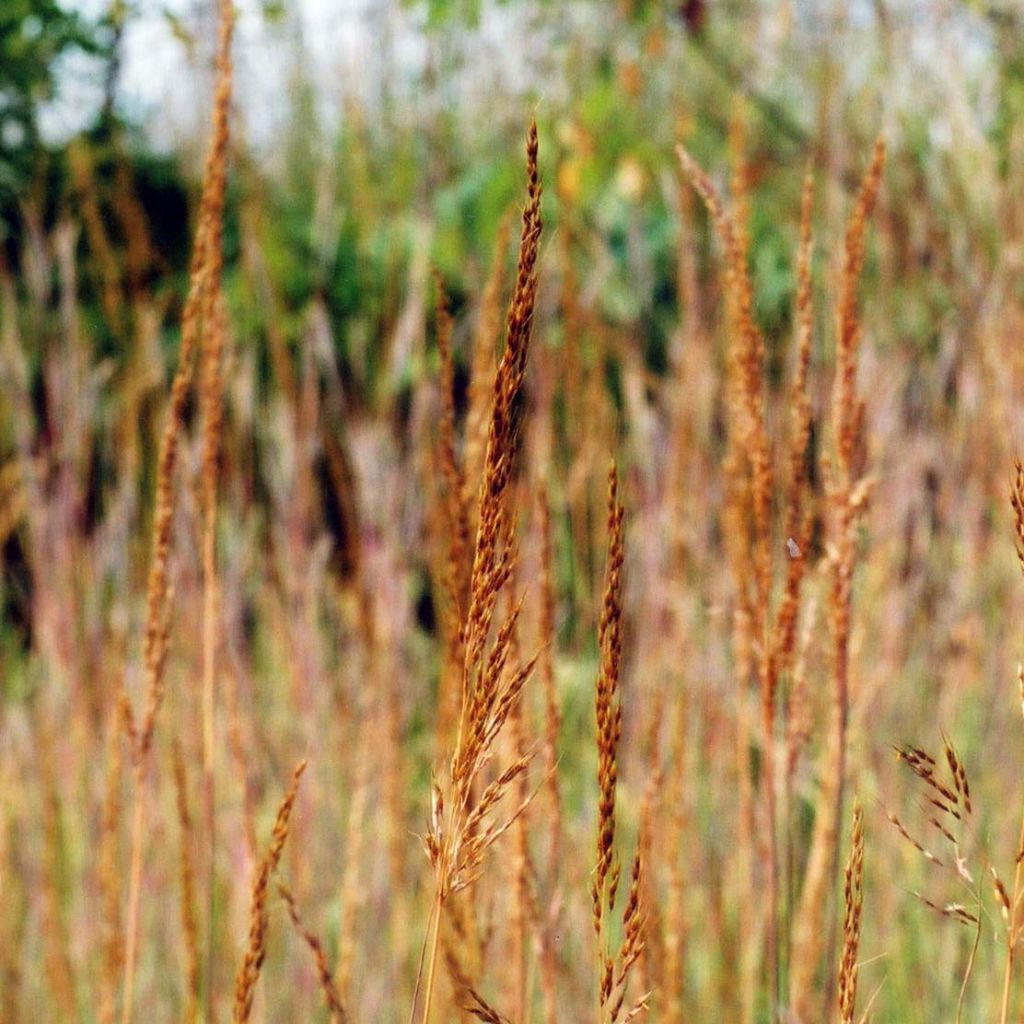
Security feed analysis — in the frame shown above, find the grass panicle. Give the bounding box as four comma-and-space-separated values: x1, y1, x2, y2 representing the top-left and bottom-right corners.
120, 5, 235, 1022
232, 759, 307, 1024
417, 118, 543, 1024
837, 800, 864, 1024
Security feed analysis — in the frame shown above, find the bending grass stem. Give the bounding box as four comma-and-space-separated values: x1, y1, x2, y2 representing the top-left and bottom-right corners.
121, 766, 147, 1024
420, 885, 444, 1024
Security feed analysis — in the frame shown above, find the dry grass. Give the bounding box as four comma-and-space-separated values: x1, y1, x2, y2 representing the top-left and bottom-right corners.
838, 800, 864, 1024
592, 462, 647, 1024
417, 117, 543, 1024
232, 759, 306, 1023
8, 7, 1024, 1024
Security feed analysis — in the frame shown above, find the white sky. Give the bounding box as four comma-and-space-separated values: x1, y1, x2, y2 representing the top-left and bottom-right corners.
49, 0, 431, 151
47, 0, 1001, 169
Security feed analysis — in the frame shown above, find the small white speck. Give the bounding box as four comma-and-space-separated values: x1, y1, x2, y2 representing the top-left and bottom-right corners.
786, 537, 801, 559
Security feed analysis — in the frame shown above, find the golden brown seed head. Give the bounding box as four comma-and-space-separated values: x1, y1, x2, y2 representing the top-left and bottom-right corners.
232, 760, 307, 1024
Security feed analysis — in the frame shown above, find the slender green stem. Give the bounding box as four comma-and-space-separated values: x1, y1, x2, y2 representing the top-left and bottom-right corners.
120, 764, 146, 1024
957, 898, 982, 1024
1000, 942, 1013, 1024
419, 886, 444, 1024
1000, 800, 1024, 1024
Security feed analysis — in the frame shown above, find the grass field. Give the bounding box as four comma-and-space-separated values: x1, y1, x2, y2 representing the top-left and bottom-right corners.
5, 2, 1024, 1022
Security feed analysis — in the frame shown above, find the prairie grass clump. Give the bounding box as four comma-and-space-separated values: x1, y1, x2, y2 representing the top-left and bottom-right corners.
675, 126, 885, 1024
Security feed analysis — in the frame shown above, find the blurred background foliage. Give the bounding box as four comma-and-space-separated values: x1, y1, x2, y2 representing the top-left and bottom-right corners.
4, 0, 1023, 395
8, 0, 1024, 666
5, 0, 1024, 610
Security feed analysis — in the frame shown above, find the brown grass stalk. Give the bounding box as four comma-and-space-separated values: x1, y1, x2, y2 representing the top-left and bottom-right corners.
788, 139, 884, 1022
336, 720, 369, 1007
678, 126, 777, 1018
509, 667, 533, 1024
172, 742, 200, 1024
1002, 464, 1024, 1024
119, 6, 234, 1022
109, 156, 155, 299
636, 731, 664, 1002
771, 169, 816, 698
278, 884, 349, 1024
198, 0, 234, 1011
592, 462, 647, 1024
39, 720, 78, 1020
679, 131, 883, 1021
502, 563, 533, 1024
224, 660, 258, 864
593, 462, 625, 948
0, 755, 26, 1024
823, 135, 885, 1012
435, 275, 473, 751
776, 168, 816, 987
662, 690, 689, 1024
98, 708, 124, 1024
837, 800, 864, 1024
465, 212, 513, 522
67, 139, 123, 331
436, 276, 472, 610
417, 118, 543, 1024
444, 941, 513, 1024
232, 759, 307, 1023
537, 485, 563, 1024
